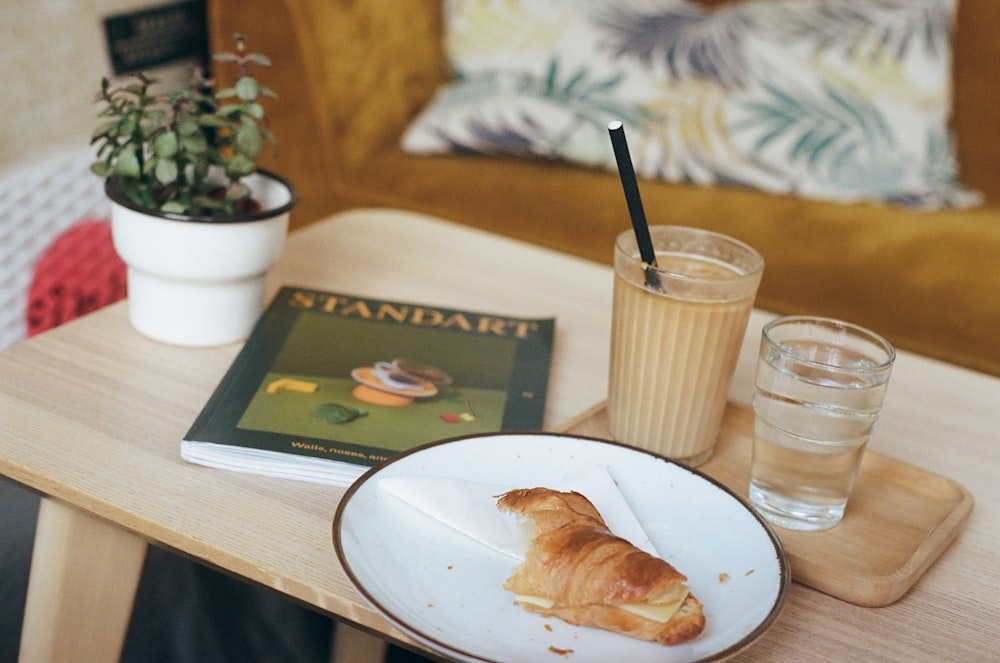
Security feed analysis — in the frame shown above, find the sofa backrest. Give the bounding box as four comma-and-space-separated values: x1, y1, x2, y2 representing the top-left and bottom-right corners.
209, 0, 1000, 225
950, 0, 1000, 202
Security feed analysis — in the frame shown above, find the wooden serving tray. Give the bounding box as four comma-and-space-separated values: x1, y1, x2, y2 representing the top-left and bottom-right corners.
559, 401, 974, 607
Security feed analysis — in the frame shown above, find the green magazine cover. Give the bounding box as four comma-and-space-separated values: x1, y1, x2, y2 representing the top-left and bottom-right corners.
182, 286, 555, 485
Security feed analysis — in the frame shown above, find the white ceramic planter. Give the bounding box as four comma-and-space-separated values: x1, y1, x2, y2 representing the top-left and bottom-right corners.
108, 171, 298, 346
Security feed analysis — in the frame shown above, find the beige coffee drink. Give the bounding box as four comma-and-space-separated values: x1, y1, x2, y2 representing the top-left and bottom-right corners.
608, 226, 763, 466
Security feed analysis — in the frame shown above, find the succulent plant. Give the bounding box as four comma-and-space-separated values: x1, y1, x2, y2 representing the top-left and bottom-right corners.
91, 34, 276, 217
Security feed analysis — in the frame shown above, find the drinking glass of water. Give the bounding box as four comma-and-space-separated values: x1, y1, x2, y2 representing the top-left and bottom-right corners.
749, 316, 895, 531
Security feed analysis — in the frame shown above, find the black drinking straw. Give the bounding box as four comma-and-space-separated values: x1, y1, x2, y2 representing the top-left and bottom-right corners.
608, 120, 663, 291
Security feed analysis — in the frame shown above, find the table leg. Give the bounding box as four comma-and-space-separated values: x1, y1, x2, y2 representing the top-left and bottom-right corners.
18, 497, 147, 663
329, 622, 388, 663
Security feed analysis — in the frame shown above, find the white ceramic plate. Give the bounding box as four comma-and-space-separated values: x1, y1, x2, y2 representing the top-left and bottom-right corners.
333, 433, 788, 662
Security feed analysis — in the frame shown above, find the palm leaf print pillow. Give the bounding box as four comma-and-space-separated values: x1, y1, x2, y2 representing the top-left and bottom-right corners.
401, 0, 980, 209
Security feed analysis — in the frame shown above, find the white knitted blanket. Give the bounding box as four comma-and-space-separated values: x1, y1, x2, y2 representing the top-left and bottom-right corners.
0, 149, 109, 349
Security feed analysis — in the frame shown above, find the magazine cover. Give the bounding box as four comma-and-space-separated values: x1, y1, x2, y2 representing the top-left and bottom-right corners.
182, 286, 555, 485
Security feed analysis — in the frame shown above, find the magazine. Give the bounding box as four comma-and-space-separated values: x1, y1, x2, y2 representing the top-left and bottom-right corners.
182, 286, 555, 485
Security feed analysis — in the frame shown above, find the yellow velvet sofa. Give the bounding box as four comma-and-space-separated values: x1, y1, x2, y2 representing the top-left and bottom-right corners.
209, 0, 1000, 377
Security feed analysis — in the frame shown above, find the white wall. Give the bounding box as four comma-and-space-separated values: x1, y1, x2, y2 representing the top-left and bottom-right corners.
2, 0, 198, 170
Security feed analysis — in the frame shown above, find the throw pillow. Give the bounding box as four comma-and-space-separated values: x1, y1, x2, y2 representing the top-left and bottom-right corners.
401, 0, 980, 209
26, 220, 127, 336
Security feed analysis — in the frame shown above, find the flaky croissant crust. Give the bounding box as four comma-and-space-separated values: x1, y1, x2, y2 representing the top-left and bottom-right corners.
497, 487, 705, 645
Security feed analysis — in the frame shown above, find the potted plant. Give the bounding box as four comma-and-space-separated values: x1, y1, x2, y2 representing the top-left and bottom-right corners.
91, 34, 298, 346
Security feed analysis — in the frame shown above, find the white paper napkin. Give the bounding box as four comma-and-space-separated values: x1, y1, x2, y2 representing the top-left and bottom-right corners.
379, 466, 657, 560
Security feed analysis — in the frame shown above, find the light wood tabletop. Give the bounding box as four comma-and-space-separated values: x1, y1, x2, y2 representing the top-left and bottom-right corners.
0, 208, 997, 661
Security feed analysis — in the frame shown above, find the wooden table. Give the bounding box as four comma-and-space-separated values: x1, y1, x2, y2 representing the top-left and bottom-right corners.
1, 209, 997, 661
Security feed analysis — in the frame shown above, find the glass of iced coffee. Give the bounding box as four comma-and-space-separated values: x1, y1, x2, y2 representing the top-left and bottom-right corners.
608, 226, 763, 467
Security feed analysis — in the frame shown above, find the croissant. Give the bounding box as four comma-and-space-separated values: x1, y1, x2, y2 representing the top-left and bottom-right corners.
496, 487, 705, 645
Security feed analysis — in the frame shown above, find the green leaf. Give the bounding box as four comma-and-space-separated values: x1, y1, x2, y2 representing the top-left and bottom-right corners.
314, 403, 366, 424
235, 77, 260, 102
153, 131, 178, 157
215, 105, 244, 118
235, 122, 263, 157
191, 194, 226, 212
160, 201, 187, 214
90, 162, 113, 177
115, 149, 141, 178
181, 133, 208, 154
139, 120, 158, 140
215, 87, 238, 100
155, 158, 179, 184
177, 119, 201, 136
246, 102, 265, 120
118, 179, 147, 207
118, 116, 138, 137
91, 121, 118, 140
226, 153, 256, 178
199, 114, 231, 128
